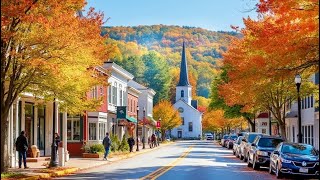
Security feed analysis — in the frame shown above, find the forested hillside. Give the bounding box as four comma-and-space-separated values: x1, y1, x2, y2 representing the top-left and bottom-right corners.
102, 25, 238, 106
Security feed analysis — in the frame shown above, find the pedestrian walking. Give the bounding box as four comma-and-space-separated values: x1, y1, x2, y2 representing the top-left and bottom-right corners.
15, 131, 29, 169
102, 132, 112, 160
127, 136, 135, 152
55, 133, 61, 154
151, 134, 156, 148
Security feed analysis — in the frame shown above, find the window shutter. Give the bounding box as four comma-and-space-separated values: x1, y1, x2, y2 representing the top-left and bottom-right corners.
80, 115, 83, 141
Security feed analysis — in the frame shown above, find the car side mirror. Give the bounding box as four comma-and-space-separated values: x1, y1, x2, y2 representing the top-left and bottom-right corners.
273, 151, 279, 155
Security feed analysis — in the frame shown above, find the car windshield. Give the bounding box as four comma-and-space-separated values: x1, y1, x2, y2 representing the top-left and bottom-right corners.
282, 144, 319, 156
248, 134, 260, 143
223, 135, 228, 139
229, 135, 237, 139
257, 138, 283, 147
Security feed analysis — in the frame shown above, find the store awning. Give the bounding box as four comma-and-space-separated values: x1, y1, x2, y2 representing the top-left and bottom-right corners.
126, 115, 137, 123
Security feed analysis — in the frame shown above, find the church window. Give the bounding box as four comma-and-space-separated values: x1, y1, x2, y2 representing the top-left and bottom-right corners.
181, 90, 184, 97
188, 122, 193, 132
181, 117, 184, 125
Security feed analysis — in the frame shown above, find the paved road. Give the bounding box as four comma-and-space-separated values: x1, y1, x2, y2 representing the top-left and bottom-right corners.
56, 141, 285, 180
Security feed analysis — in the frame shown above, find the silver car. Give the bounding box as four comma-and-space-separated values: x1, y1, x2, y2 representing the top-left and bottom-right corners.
233, 136, 243, 158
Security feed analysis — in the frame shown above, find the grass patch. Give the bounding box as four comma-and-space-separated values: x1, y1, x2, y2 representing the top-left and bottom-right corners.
1, 172, 27, 179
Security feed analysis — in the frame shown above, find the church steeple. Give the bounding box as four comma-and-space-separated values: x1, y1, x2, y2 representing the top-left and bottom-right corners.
177, 41, 190, 86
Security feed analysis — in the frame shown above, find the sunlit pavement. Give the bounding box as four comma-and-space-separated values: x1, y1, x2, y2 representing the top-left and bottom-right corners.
55, 141, 305, 180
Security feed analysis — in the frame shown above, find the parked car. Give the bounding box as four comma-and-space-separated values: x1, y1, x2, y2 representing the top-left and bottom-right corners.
233, 136, 243, 157
226, 134, 238, 149
204, 133, 214, 140
247, 136, 284, 170
220, 135, 229, 147
269, 142, 319, 179
239, 132, 263, 162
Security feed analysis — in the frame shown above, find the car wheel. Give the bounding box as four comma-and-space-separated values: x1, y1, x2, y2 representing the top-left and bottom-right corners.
269, 162, 274, 174
243, 153, 248, 162
239, 153, 243, 160
276, 162, 283, 179
247, 154, 252, 167
253, 155, 260, 170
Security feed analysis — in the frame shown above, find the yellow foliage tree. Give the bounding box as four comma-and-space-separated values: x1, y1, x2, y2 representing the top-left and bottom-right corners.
153, 100, 182, 141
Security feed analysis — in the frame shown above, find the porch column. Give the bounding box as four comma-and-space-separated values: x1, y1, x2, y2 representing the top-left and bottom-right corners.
15, 98, 20, 167
63, 112, 69, 162
96, 122, 99, 142
8, 105, 13, 167
33, 104, 38, 146
21, 100, 25, 131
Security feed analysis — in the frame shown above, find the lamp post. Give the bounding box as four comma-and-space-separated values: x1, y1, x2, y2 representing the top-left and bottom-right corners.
268, 111, 272, 135
49, 98, 58, 167
136, 106, 139, 152
295, 74, 302, 143
142, 107, 146, 149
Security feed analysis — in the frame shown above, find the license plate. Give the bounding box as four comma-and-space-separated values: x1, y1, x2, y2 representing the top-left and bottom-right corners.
299, 168, 308, 173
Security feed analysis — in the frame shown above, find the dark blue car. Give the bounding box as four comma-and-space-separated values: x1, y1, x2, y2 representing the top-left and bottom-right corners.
269, 142, 319, 179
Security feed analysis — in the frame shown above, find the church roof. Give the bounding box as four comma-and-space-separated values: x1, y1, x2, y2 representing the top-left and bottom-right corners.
177, 42, 190, 86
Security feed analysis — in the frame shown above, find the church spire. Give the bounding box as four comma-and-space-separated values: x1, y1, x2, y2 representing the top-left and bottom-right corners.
177, 41, 190, 86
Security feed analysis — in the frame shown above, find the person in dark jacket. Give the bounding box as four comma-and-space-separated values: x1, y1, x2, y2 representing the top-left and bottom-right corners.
127, 136, 135, 152
55, 133, 61, 154
102, 132, 111, 160
15, 131, 29, 169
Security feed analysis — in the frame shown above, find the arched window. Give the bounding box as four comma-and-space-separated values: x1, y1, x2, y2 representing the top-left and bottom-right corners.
181, 90, 184, 97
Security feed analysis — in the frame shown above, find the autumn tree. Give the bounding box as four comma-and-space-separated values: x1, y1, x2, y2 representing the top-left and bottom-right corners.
153, 100, 182, 141
1, 0, 108, 172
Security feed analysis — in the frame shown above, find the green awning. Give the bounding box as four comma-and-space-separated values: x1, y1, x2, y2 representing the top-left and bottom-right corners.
126, 115, 137, 123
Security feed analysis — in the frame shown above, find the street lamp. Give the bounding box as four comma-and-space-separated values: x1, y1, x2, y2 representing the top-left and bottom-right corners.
142, 107, 146, 149
136, 106, 139, 152
295, 74, 302, 143
49, 98, 58, 167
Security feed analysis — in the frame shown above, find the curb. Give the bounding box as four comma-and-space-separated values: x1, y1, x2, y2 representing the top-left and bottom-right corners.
19, 142, 175, 179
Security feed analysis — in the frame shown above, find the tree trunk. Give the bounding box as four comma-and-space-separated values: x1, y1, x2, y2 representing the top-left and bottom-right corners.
161, 129, 165, 141
245, 117, 255, 132
278, 121, 287, 140
1, 110, 9, 173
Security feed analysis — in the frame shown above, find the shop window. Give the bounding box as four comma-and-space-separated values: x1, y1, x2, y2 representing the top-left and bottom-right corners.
99, 123, 106, 140
108, 86, 112, 104
188, 122, 193, 132
67, 116, 80, 141
89, 123, 97, 140
311, 125, 314, 145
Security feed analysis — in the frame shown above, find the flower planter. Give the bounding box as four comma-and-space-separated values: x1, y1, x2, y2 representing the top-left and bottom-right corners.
82, 153, 102, 158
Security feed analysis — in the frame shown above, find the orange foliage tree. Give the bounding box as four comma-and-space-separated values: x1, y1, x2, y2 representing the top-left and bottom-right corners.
153, 100, 182, 141
218, 0, 318, 139
1, 0, 109, 172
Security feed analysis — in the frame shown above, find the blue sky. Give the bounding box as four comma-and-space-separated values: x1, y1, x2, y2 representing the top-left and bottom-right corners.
85, 0, 258, 31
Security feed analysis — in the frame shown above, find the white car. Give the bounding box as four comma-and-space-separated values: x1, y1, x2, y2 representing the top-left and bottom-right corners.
204, 133, 213, 140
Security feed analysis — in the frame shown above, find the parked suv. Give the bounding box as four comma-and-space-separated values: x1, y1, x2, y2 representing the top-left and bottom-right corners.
239, 132, 263, 162
247, 135, 284, 170
226, 134, 238, 149
220, 135, 229, 147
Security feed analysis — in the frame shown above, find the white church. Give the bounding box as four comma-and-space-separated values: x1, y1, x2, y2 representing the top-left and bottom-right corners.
171, 42, 203, 139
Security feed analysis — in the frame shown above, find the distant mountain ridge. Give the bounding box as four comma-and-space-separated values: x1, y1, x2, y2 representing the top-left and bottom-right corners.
102, 25, 238, 98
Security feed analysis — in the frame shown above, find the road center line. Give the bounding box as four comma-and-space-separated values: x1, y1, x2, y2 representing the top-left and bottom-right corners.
140, 146, 193, 180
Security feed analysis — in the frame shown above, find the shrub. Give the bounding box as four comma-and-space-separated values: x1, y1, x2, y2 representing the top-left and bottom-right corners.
81, 143, 90, 153
118, 134, 129, 152
110, 134, 120, 152
90, 144, 105, 153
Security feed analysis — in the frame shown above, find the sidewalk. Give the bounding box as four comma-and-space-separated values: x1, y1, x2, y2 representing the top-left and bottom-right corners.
5, 142, 173, 180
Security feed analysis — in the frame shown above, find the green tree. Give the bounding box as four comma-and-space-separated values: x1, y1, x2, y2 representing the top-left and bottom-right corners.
142, 51, 171, 104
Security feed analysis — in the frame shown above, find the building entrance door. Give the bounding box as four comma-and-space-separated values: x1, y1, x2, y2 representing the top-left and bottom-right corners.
178, 131, 182, 138
37, 106, 45, 156
25, 102, 34, 157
